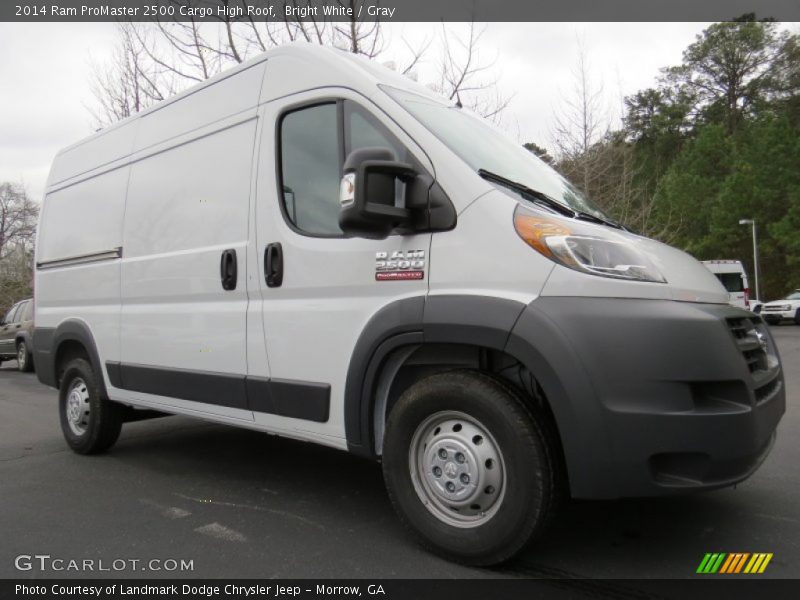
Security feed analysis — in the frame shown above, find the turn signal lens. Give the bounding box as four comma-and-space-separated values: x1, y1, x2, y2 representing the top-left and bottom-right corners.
513, 212, 573, 259
339, 172, 356, 207
513, 207, 666, 283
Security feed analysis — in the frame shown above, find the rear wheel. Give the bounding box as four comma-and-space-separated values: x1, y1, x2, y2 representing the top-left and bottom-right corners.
17, 341, 33, 372
59, 358, 123, 454
382, 370, 557, 566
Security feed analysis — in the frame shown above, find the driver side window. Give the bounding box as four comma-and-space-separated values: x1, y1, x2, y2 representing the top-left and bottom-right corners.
278, 100, 408, 237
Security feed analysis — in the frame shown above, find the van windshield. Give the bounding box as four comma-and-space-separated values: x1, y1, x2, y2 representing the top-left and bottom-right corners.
382, 85, 608, 220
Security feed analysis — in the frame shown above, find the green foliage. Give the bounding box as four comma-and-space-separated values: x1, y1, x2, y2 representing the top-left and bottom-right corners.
653, 115, 800, 299
523, 142, 555, 165
720, 117, 800, 297
653, 124, 733, 254
663, 15, 787, 134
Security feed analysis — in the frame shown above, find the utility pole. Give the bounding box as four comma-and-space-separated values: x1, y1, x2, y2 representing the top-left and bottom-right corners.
739, 219, 760, 300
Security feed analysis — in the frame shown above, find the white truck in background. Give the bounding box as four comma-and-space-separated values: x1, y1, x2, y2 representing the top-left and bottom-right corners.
702, 260, 751, 310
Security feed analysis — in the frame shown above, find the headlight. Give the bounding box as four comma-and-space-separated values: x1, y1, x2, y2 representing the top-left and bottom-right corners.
513, 206, 666, 283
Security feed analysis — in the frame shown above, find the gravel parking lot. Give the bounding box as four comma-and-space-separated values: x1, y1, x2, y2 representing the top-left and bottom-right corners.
1, 326, 797, 581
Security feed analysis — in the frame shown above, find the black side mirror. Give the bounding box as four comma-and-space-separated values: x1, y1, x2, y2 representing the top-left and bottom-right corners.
338, 147, 417, 239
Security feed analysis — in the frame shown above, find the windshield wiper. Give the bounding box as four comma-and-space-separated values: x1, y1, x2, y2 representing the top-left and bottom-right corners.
478, 169, 626, 230
574, 211, 625, 230
478, 169, 576, 218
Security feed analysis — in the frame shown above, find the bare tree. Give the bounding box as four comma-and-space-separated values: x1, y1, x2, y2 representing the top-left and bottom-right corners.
551, 38, 611, 199
89, 23, 173, 124
434, 22, 512, 123
548, 41, 676, 236
0, 183, 38, 312
90, 8, 507, 126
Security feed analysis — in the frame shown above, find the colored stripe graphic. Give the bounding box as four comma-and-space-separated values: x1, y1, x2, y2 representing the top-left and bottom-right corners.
697, 553, 727, 573
758, 554, 773, 573
733, 553, 750, 573
719, 554, 736, 574
699, 553, 773, 574
744, 553, 773, 574
697, 553, 713, 573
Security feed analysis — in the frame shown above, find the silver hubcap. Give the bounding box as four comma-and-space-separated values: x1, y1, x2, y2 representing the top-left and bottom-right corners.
65, 378, 91, 436
409, 411, 506, 528
17, 343, 25, 367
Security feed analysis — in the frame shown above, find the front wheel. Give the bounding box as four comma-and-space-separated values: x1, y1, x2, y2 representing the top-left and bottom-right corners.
794, 309, 800, 326
59, 358, 123, 454
17, 341, 33, 372
382, 370, 558, 566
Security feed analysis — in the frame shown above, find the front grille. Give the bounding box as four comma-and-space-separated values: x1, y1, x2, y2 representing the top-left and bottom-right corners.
726, 316, 780, 402
727, 316, 768, 374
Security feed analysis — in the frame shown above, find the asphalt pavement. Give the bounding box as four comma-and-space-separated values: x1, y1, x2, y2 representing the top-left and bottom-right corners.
1, 326, 798, 581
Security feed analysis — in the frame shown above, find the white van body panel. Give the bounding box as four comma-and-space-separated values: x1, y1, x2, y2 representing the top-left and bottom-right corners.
47, 121, 139, 188
37, 168, 127, 264
120, 117, 257, 383
251, 87, 434, 441
427, 191, 554, 304
36, 166, 129, 377
134, 63, 265, 151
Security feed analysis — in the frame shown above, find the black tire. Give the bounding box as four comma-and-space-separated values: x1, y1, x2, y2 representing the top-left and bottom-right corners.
382, 370, 557, 566
59, 358, 123, 454
16, 340, 33, 372
794, 309, 800, 326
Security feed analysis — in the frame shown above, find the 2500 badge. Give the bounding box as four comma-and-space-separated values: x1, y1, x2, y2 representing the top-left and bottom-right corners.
375, 250, 426, 281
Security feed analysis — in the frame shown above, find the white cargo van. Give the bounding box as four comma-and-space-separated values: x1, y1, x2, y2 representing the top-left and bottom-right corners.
34, 44, 785, 565
702, 260, 751, 310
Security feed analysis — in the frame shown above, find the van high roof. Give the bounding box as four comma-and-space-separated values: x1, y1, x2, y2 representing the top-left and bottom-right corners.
48, 43, 441, 190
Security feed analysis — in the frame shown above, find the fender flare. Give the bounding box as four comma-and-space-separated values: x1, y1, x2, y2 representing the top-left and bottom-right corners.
343, 294, 613, 498
33, 320, 108, 396
344, 294, 528, 457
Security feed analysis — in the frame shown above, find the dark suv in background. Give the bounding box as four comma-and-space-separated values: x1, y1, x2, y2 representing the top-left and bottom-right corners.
0, 298, 35, 372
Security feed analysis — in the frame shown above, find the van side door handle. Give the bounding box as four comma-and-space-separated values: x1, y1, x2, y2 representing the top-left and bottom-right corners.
265, 243, 283, 288
220, 249, 237, 291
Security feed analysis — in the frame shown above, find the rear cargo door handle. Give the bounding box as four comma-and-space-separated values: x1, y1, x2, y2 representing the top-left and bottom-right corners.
265, 243, 283, 288
220, 249, 237, 291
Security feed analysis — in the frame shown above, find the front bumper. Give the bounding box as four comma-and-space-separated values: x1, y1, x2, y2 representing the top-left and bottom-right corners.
761, 308, 794, 320
506, 298, 785, 499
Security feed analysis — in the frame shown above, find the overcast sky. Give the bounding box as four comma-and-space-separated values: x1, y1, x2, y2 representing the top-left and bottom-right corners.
0, 22, 712, 202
